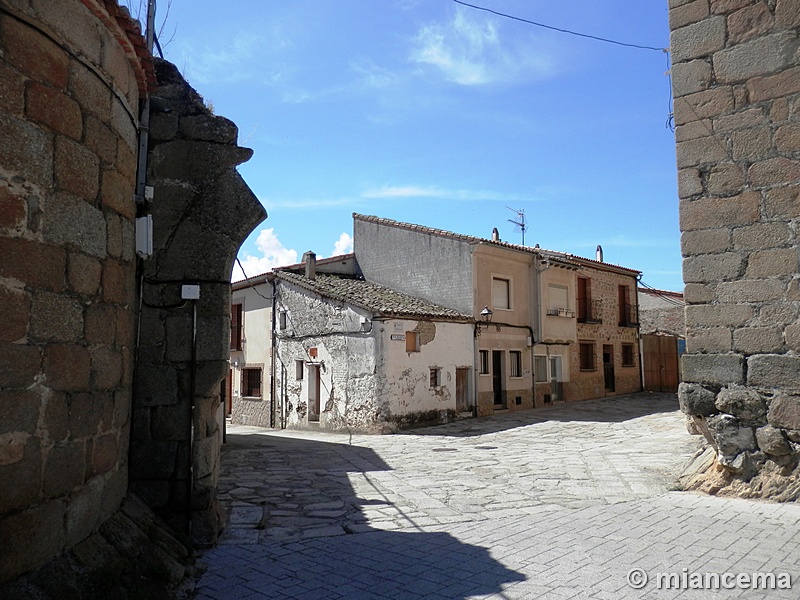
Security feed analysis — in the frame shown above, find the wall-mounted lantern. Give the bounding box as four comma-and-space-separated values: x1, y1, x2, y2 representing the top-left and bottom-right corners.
476, 306, 493, 335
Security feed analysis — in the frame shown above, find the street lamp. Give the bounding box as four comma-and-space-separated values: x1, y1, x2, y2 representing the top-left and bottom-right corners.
476, 306, 493, 335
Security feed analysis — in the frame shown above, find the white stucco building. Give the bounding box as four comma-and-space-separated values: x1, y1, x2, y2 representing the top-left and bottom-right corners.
272, 265, 474, 432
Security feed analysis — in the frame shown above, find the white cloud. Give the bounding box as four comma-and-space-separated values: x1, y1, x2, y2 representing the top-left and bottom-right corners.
409, 8, 555, 85
361, 185, 532, 203
332, 232, 353, 256
231, 228, 298, 282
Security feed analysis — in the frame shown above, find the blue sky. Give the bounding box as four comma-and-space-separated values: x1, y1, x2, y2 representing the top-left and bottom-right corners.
147, 0, 681, 290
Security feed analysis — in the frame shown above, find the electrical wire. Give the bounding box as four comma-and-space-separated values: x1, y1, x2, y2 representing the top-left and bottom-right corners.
638, 280, 685, 307
235, 257, 276, 302
452, 0, 667, 52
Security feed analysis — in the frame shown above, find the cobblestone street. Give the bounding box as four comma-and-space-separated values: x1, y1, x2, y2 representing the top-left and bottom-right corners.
194, 393, 800, 599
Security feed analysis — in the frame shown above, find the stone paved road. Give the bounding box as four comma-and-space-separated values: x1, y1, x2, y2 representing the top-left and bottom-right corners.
194, 394, 800, 599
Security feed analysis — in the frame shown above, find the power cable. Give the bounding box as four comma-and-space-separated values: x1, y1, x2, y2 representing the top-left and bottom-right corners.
452, 0, 667, 52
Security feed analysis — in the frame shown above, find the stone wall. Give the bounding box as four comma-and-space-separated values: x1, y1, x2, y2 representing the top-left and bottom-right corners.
0, 0, 151, 582
130, 60, 265, 544
671, 0, 800, 487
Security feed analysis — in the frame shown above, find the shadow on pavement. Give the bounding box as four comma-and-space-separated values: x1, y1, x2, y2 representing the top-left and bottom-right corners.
196, 432, 525, 599
399, 392, 681, 437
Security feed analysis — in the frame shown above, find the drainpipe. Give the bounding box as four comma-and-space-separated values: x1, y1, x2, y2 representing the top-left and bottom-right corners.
269, 277, 277, 428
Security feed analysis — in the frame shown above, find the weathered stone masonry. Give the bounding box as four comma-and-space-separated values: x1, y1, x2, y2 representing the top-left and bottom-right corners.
131, 59, 265, 544
671, 0, 800, 489
0, 0, 152, 581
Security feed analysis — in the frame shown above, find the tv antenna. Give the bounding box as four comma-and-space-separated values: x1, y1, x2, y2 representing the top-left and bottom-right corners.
507, 207, 526, 246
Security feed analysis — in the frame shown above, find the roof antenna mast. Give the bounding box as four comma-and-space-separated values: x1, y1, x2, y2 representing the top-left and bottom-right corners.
507, 207, 526, 246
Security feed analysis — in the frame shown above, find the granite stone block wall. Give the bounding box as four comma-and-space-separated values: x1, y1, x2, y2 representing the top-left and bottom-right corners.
129, 59, 265, 545
671, 0, 800, 485
0, 0, 151, 581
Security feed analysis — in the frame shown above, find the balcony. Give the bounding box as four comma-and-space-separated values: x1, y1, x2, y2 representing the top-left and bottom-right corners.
577, 299, 602, 324
619, 303, 639, 327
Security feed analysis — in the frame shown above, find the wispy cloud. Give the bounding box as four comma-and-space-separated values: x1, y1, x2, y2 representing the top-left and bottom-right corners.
409, 8, 556, 85
361, 185, 534, 203
173, 27, 291, 86
263, 196, 355, 209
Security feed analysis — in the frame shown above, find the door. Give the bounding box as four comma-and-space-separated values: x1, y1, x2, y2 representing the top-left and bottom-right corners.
226, 369, 233, 415
492, 351, 505, 408
549, 356, 562, 401
603, 345, 615, 393
643, 335, 680, 392
308, 364, 321, 422
456, 367, 470, 413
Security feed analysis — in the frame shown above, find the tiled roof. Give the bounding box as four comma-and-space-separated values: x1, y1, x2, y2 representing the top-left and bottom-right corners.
353, 213, 640, 276
276, 272, 472, 322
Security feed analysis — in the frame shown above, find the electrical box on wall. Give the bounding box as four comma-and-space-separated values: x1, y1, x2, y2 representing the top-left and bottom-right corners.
135, 215, 153, 258
181, 284, 200, 300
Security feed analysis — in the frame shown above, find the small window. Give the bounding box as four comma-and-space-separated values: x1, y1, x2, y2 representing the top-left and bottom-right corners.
510, 351, 522, 378
579, 342, 596, 371
241, 368, 262, 397
295, 359, 304, 380
534, 356, 548, 383
492, 277, 510, 310
230, 303, 243, 350
279, 311, 287, 330
430, 367, 441, 388
406, 331, 419, 353
479, 350, 489, 374
622, 344, 636, 367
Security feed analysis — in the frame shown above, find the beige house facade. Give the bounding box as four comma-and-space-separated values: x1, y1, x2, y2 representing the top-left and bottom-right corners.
354, 214, 643, 416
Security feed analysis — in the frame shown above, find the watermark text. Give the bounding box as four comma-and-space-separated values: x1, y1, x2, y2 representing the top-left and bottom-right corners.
627, 568, 792, 591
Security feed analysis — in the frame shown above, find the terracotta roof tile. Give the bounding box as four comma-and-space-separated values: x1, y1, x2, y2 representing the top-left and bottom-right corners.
276, 272, 472, 322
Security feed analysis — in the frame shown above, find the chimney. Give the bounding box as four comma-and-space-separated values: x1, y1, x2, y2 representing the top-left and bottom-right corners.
596, 245, 603, 262
303, 251, 316, 280
491, 227, 500, 241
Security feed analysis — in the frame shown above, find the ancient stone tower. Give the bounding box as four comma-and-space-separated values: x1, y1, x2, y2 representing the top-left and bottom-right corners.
670, 0, 800, 489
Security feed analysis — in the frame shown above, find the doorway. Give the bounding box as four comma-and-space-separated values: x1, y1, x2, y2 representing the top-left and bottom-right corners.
642, 334, 680, 392
492, 351, 505, 408
456, 367, 470, 413
308, 364, 321, 422
603, 345, 615, 393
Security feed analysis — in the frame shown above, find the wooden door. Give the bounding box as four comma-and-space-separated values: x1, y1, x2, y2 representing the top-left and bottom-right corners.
603, 345, 615, 393
456, 367, 469, 413
492, 351, 505, 408
643, 335, 680, 392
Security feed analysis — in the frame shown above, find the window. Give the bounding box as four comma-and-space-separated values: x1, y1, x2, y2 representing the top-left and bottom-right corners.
479, 350, 489, 374
230, 303, 243, 350
547, 285, 572, 316
279, 311, 287, 330
579, 342, 596, 371
430, 367, 441, 388
577, 278, 593, 322
492, 277, 510, 310
534, 356, 548, 382
619, 285, 637, 326
295, 359, 304, 380
241, 368, 262, 397
510, 351, 522, 378
622, 344, 636, 367
406, 331, 419, 352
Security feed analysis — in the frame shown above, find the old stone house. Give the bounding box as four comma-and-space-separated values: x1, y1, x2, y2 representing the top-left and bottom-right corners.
229, 254, 357, 427
354, 214, 643, 415
274, 262, 473, 431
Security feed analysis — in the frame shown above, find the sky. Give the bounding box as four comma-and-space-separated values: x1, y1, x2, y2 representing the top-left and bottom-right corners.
139, 0, 681, 290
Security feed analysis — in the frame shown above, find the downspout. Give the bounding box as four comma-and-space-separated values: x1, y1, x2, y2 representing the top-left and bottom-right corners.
270, 277, 277, 428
